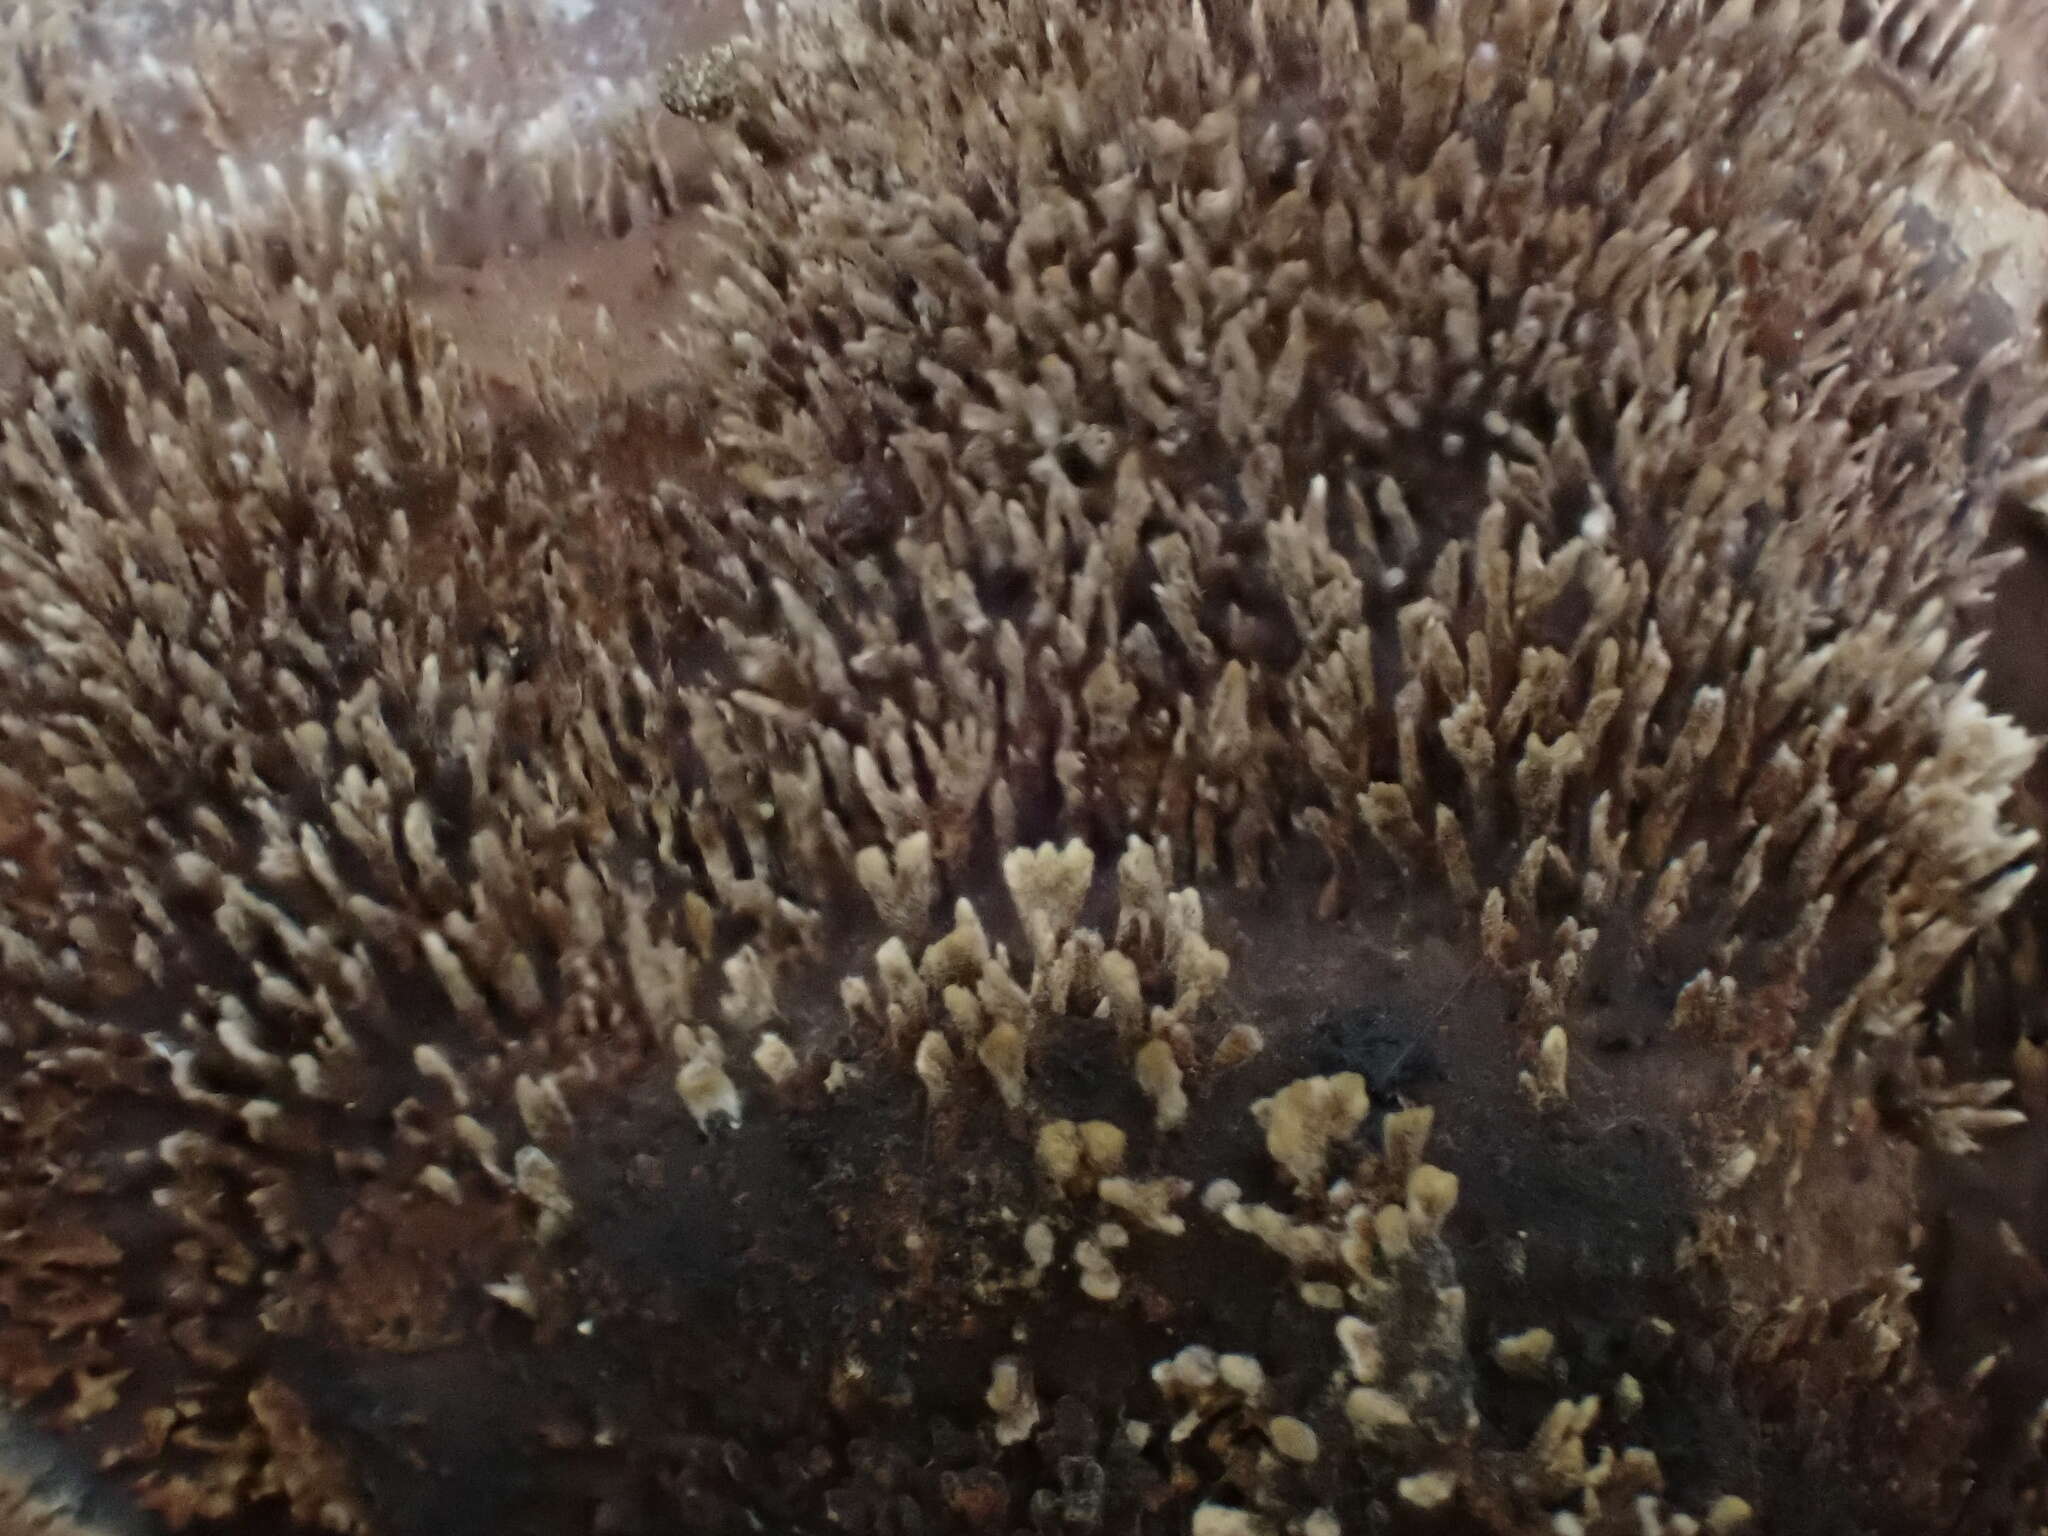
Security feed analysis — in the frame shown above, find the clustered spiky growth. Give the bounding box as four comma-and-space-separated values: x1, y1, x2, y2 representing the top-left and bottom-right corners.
5, 0, 2048, 1533
1842, 0, 2048, 213
0, 0, 728, 436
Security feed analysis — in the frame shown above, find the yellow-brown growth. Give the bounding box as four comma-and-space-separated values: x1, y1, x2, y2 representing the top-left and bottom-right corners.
1, 0, 2046, 1533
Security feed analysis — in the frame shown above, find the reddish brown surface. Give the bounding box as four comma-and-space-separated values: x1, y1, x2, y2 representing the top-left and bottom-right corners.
412, 214, 721, 403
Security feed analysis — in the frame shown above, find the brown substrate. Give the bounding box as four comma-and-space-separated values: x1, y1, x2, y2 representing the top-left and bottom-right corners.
1916, 503, 2048, 1533
91, 859, 1950, 1536
1847, 12, 2048, 1513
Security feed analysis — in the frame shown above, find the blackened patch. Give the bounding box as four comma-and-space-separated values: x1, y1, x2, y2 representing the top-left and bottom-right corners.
1303, 1003, 1444, 1108
1032, 1016, 1151, 1126
0, 1408, 161, 1536
1443, 1110, 1695, 1418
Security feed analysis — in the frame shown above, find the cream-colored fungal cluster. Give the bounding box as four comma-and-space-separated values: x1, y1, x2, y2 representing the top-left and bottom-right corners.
675, 0, 2038, 1187
1848, 0, 2048, 212
659, 41, 753, 123
1, 0, 725, 430
1112, 1083, 1766, 1530
651, 0, 2043, 1522
849, 835, 1225, 1121
1, 0, 2046, 1531
0, 0, 738, 1529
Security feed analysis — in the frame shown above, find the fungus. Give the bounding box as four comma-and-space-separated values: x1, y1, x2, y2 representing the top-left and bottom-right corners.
5, 0, 2048, 1533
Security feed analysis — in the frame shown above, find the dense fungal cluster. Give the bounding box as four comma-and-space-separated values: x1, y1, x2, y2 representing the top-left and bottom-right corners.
1841, 0, 2048, 214
5, 0, 2048, 1533
0, 0, 738, 436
